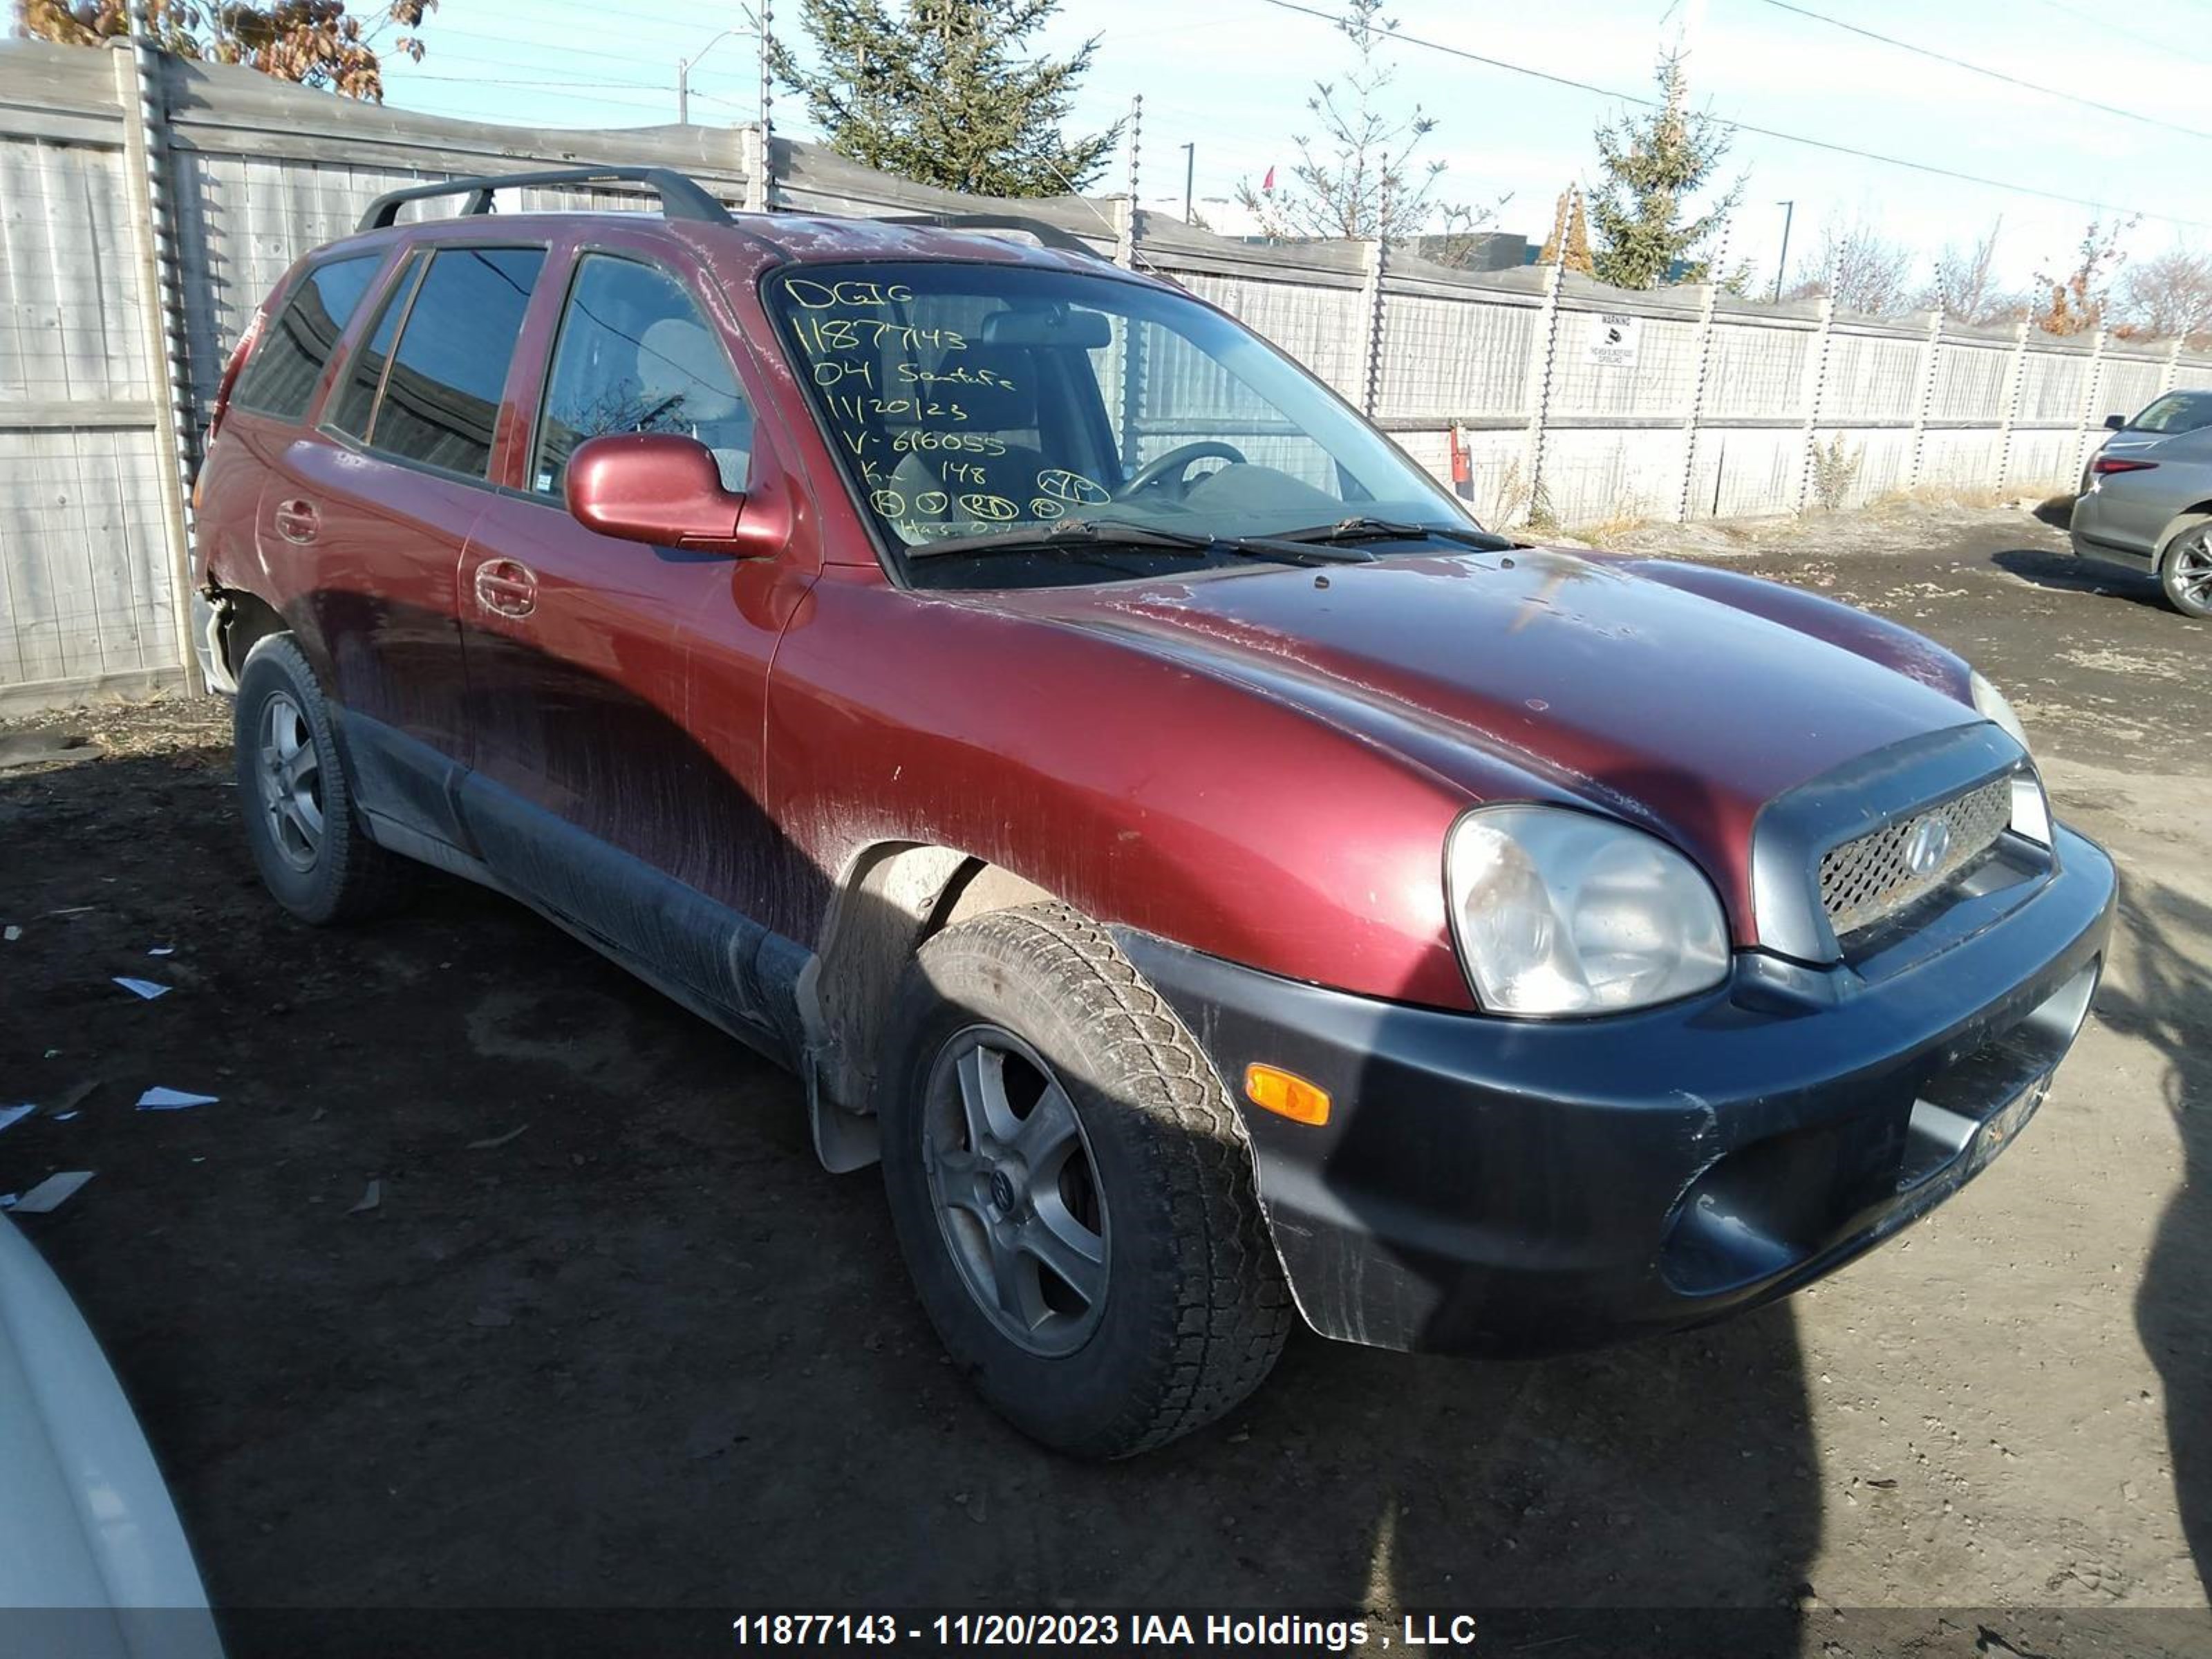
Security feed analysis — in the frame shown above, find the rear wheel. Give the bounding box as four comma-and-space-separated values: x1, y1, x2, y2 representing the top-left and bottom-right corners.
2162, 525, 2212, 618
878, 903, 1292, 1458
234, 635, 410, 924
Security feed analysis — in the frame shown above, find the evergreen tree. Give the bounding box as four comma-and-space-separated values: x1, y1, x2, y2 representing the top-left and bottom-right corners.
1587, 53, 1742, 289
1537, 185, 1593, 274
774, 0, 1120, 198
1234, 0, 1492, 244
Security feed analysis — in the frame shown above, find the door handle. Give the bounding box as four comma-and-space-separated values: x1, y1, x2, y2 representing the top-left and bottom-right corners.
473, 557, 539, 619
272, 498, 319, 544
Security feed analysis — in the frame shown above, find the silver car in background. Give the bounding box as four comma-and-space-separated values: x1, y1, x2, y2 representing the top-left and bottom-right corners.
2071, 388, 2212, 617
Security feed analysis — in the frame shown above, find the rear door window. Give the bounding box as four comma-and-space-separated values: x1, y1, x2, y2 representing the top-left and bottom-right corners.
231, 253, 384, 422
326, 252, 424, 440
531, 255, 755, 497
356, 246, 547, 478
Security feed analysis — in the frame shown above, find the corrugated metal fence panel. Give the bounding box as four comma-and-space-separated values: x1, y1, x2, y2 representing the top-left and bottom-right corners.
1928, 341, 2011, 423
1372, 291, 1537, 419
1176, 273, 1369, 402
2016, 348, 2088, 426
1817, 331, 1922, 423
0, 429, 173, 685
2097, 354, 2168, 422
1702, 323, 1810, 420
1688, 427, 1803, 518
0, 140, 151, 405
0, 116, 177, 690
1546, 311, 1699, 418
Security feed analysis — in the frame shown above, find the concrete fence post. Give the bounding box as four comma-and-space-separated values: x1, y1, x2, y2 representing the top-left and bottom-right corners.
740, 123, 770, 214
1524, 260, 1566, 525
113, 24, 204, 696
1904, 309, 1944, 494
1794, 290, 1838, 514
1677, 271, 1725, 522
2159, 335, 2184, 396
2075, 326, 2110, 471
1993, 317, 2032, 497
1358, 237, 1387, 418
1116, 95, 1141, 272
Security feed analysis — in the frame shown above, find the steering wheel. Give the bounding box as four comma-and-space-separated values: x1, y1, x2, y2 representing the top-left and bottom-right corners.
1117, 441, 1248, 500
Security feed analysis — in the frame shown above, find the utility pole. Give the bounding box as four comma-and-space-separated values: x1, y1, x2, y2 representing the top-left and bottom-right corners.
677, 20, 760, 126
1180, 142, 1194, 224
1772, 199, 1794, 302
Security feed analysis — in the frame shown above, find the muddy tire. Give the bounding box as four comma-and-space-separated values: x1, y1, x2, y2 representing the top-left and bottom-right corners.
233, 635, 409, 924
877, 902, 1293, 1459
2159, 523, 2212, 619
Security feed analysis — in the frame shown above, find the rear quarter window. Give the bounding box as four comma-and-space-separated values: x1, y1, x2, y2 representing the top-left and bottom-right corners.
361, 246, 546, 478
231, 254, 384, 422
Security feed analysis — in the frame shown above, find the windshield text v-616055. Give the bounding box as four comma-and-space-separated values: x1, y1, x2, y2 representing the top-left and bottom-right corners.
761, 259, 1475, 587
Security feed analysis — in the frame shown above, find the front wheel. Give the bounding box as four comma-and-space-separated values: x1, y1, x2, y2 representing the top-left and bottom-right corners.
878, 903, 1292, 1458
2161, 524, 2212, 618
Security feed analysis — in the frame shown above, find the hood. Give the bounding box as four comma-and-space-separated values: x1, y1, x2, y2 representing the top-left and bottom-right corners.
983, 546, 1981, 924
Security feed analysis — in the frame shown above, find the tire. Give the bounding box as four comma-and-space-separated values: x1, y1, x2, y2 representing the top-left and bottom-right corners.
877, 902, 1293, 1458
233, 635, 410, 924
2159, 523, 2212, 619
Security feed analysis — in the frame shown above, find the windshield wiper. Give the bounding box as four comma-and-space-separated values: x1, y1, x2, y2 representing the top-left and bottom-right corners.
906, 516, 1375, 565
1270, 516, 1515, 552
906, 517, 1221, 560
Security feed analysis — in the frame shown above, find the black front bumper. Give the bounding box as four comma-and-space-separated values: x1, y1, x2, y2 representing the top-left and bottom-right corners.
1118, 824, 2116, 1358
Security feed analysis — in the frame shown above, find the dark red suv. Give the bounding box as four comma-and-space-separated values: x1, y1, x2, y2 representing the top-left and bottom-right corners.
193, 167, 2115, 1457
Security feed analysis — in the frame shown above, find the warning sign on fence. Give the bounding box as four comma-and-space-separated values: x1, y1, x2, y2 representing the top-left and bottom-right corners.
1586, 312, 1642, 368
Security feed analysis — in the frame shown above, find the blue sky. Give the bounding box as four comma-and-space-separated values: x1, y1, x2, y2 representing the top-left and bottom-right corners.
373, 0, 2212, 296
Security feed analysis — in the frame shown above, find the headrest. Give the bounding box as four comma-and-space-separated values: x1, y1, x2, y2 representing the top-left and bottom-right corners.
636, 318, 738, 423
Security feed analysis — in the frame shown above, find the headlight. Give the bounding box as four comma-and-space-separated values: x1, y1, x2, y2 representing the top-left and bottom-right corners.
1971, 671, 2030, 754
1445, 806, 1732, 1017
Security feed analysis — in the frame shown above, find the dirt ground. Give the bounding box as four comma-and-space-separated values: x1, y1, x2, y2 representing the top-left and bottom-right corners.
1, 500, 2206, 1657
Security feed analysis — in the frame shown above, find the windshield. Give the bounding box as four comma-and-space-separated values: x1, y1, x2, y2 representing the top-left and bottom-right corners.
2130, 392, 2212, 435
765, 260, 1472, 584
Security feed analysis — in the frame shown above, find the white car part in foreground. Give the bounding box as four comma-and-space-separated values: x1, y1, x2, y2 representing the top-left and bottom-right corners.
0, 1215, 223, 1658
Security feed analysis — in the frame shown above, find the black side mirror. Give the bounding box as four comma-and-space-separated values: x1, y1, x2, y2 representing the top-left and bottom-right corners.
2103, 413, 2126, 431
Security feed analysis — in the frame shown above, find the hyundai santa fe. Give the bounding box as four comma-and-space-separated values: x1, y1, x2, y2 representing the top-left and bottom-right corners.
190, 166, 2115, 1458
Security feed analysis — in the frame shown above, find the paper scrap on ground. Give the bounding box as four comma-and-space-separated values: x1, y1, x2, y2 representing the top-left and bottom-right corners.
348, 1179, 382, 1215
3, 924, 20, 942
53, 1112, 79, 1123
114, 977, 171, 1000
465, 1123, 529, 1151
147, 946, 175, 957
136, 1087, 218, 1111
0, 1104, 35, 1136
12, 1171, 93, 1214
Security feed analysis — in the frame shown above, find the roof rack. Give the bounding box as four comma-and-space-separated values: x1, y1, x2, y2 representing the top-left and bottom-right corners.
874, 212, 1112, 264
357, 167, 733, 234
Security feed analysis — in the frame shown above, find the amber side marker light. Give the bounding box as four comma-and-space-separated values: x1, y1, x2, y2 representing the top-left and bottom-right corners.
1244, 1063, 1331, 1126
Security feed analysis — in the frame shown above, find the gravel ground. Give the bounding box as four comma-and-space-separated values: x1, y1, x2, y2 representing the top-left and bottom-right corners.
0, 500, 2205, 1657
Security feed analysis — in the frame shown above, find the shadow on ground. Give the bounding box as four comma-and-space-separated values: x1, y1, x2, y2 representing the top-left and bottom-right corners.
1991, 545, 2166, 610
0, 739, 1824, 1651
2103, 874, 2212, 1596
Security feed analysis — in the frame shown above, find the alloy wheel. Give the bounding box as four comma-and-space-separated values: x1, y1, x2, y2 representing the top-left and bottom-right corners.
256, 690, 324, 872
2173, 531, 2212, 612
921, 1025, 1109, 1357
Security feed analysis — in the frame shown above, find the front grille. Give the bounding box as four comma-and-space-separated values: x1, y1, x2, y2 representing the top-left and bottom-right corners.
1819, 774, 2014, 938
